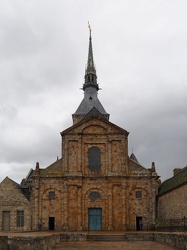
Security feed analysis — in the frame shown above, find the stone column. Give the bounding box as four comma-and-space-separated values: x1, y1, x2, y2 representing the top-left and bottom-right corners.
32, 162, 40, 230
121, 136, 128, 174
64, 138, 68, 172
122, 184, 127, 230
107, 183, 113, 230
108, 140, 112, 173
63, 182, 68, 230
78, 137, 82, 172
77, 186, 82, 230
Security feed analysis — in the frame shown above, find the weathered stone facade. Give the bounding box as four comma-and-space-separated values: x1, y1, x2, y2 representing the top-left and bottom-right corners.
30, 116, 159, 231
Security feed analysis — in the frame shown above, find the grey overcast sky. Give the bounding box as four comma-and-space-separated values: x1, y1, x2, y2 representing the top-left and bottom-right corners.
0, 0, 187, 183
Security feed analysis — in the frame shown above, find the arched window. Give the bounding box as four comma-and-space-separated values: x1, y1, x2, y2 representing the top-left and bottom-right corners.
89, 192, 102, 200
88, 146, 101, 170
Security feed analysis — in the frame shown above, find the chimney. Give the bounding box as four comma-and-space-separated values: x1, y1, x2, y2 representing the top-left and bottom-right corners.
173, 168, 182, 176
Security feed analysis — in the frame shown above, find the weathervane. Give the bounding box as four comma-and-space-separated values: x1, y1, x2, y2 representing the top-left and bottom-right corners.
88, 21, 91, 34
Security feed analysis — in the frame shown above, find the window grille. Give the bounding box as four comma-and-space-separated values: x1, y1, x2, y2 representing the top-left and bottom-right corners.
17, 210, 24, 227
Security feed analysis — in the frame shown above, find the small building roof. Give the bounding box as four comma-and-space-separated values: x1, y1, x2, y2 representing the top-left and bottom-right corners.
158, 166, 187, 196
130, 152, 140, 164
6, 177, 31, 201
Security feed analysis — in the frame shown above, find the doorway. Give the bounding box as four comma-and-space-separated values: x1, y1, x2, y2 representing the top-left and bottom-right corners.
48, 217, 55, 230
2, 211, 10, 231
88, 208, 102, 230
136, 216, 143, 230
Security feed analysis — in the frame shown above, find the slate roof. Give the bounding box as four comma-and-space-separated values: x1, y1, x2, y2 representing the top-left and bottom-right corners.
10, 178, 30, 201
82, 107, 108, 121
158, 166, 187, 196
73, 86, 109, 117
130, 153, 140, 164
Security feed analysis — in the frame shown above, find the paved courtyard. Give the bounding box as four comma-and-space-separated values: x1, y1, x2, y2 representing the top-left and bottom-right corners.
54, 241, 177, 250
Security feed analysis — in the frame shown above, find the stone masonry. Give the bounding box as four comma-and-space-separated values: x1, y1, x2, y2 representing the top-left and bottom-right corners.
30, 115, 159, 231
0, 177, 31, 231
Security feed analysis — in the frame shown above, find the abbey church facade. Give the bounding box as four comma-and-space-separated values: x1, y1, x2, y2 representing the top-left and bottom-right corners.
0, 30, 160, 232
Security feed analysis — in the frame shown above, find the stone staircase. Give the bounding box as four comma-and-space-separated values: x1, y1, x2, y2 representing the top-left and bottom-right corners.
52, 233, 127, 249
52, 232, 153, 249
87, 233, 126, 241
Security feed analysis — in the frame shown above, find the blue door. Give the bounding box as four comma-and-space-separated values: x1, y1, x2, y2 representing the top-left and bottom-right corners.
88, 208, 102, 230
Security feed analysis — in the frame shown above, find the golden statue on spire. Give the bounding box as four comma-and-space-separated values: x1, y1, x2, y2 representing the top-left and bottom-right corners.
88, 22, 91, 33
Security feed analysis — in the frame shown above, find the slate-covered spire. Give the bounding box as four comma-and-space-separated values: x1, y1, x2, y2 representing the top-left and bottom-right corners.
130, 152, 140, 164
72, 24, 109, 125
83, 24, 99, 91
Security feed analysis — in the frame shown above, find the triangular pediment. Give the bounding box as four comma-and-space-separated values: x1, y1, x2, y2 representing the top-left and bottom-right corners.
61, 111, 129, 136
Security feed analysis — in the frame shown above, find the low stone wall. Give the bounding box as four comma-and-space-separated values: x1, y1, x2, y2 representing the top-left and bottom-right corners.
154, 233, 187, 250
125, 233, 187, 250
1, 234, 60, 250
60, 233, 87, 242
1, 232, 187, 250
0, 236, 8, 250
0, 233, 87, 250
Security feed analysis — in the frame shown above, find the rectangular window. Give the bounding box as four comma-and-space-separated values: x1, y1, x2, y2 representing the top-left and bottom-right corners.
49, 191, 55, 200
136, 191, 142, 198
17, 210, 24, 227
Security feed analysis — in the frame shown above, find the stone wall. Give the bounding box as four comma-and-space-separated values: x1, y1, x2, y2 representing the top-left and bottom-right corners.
157, 184, 187, 231
5, 235, 60, 250
0, 236, 8, 250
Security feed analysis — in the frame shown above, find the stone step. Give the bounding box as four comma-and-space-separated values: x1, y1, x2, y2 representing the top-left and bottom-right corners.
87, 234, 126, 241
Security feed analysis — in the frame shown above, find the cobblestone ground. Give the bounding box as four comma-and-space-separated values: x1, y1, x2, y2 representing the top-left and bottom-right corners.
54, 241, 177, 250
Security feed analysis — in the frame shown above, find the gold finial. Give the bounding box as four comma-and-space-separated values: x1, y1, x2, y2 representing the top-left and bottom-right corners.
88, 21, 91, 33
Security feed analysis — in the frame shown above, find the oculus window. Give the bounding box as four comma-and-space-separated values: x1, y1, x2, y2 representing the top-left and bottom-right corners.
88, 146, 101, 170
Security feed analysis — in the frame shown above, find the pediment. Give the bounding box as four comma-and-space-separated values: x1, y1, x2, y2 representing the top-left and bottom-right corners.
61, 115, 129, 136
82, 124, 107, 134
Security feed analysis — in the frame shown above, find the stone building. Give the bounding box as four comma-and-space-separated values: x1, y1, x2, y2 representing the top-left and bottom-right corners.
0, 30, 160, 232
156, 166, 187, 231
0, 177, 31, 231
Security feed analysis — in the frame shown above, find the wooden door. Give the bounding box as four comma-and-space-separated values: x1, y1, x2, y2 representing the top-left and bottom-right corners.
88, 208, 102, 230
2, 211, 10, 231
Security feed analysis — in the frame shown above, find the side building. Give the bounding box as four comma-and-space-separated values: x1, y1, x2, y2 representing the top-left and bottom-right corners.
0, 30, 160, 232
0, 176, 31, 231
156, 166, 187, 231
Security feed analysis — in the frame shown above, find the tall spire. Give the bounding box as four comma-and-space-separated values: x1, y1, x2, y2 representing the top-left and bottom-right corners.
72, 24, 109, 125
83, 22, 98, 91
